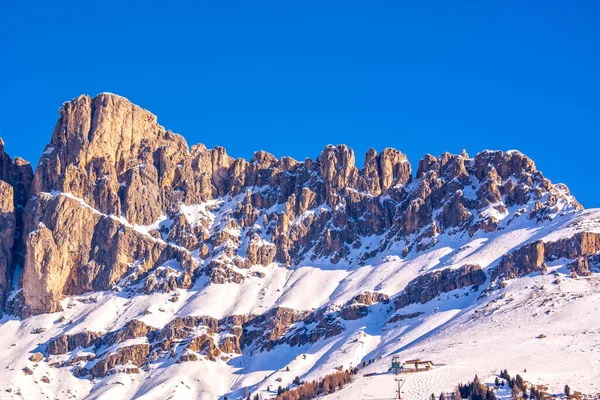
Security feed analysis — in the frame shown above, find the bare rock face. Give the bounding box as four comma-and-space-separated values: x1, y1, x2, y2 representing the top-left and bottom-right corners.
493, 232, 600, 281
0, 140, 32, 315
45, 309, 329, 377
386, 312, 424, 325
0, 181, 15, 312
29, 352, 44, 362
378, 148, 412, 193
493, 241, 547, 280
319, 145, 359, 191
566, 256, 595, 277
339, 291, 390, 320
90, 343, 150, 377
16, 192, 195, 316
0, 139, 33, 208
348, 291, 390, 306
30, 93, 189, 225
47, 331, 102, 355
394, 264, 486, 309
6, 93, 582, 317
185, 334, 221, 361
544, 232, 600, 261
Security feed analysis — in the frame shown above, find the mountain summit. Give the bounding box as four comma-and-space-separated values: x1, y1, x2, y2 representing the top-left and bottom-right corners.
0, 94, 598, 399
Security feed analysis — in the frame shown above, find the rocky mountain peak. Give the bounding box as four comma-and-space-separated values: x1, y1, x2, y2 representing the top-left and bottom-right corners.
0, 93, 583, 318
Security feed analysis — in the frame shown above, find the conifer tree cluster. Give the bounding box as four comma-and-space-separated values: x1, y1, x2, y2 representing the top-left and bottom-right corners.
500, 369, 528, 399
274, 369, 354, 400
498, 369, 555, 400
456, 375, 497, 400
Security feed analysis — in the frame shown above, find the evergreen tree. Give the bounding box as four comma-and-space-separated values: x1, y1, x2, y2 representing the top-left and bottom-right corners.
510, 386, 520, 400
322, 376, 332, 394
453, 387, 462, 400
515, 375, 526, 392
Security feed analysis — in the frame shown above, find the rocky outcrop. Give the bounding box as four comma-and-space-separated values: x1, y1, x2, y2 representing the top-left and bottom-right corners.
394, 264, 486, 309
15, 192, 197, 316
29, 352, 44, 362
386, 312, 424, 324
544, 232, 600, 261
30, 94, 188, 225
47, 331, 102, 355
566, 256, 598, 277
242, 307, 309, 350
44, 302, 358, 378
339, 291, 389, 320
101, 320, 154, 346
0, 181, 15, 313
90, 343, 150, 377
493, 241, 547, 280
493, 232, 600, 280
0, 138, 33, 208
0, 140, 32, 315
184, 334, 221, 361
287, 309, 345, 347
348, 291, 390, 306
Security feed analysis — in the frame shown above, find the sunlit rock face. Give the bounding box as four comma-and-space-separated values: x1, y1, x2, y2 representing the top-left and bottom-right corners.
1, 93, 599, 399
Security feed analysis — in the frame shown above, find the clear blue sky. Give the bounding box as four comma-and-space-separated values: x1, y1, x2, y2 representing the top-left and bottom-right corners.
1, 1, 598, 206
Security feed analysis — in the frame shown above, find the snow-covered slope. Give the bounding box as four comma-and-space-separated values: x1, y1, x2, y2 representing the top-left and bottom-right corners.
1, 207, 599, 399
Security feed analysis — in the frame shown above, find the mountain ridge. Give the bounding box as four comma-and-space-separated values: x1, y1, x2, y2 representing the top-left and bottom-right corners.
0, 93, 598, 399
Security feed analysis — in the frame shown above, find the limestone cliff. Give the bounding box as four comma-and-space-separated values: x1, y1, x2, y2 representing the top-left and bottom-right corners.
3, 93, 585, 316
0, 139, 32, 314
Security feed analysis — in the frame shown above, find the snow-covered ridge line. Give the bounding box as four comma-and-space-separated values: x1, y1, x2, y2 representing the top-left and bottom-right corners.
41, 191, 191, 254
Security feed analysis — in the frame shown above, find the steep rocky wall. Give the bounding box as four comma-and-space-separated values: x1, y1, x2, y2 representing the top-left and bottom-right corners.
0, 139, 32, 314
0, 138, 33, 209
0, 181, 15, 312
15, 192, 197, 316
394, 264, 486, 309
493, 232, 600, 280
492, 241, 547, 280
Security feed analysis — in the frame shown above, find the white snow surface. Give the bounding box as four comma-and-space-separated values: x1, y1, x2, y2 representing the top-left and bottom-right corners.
2, 204, 600, 399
